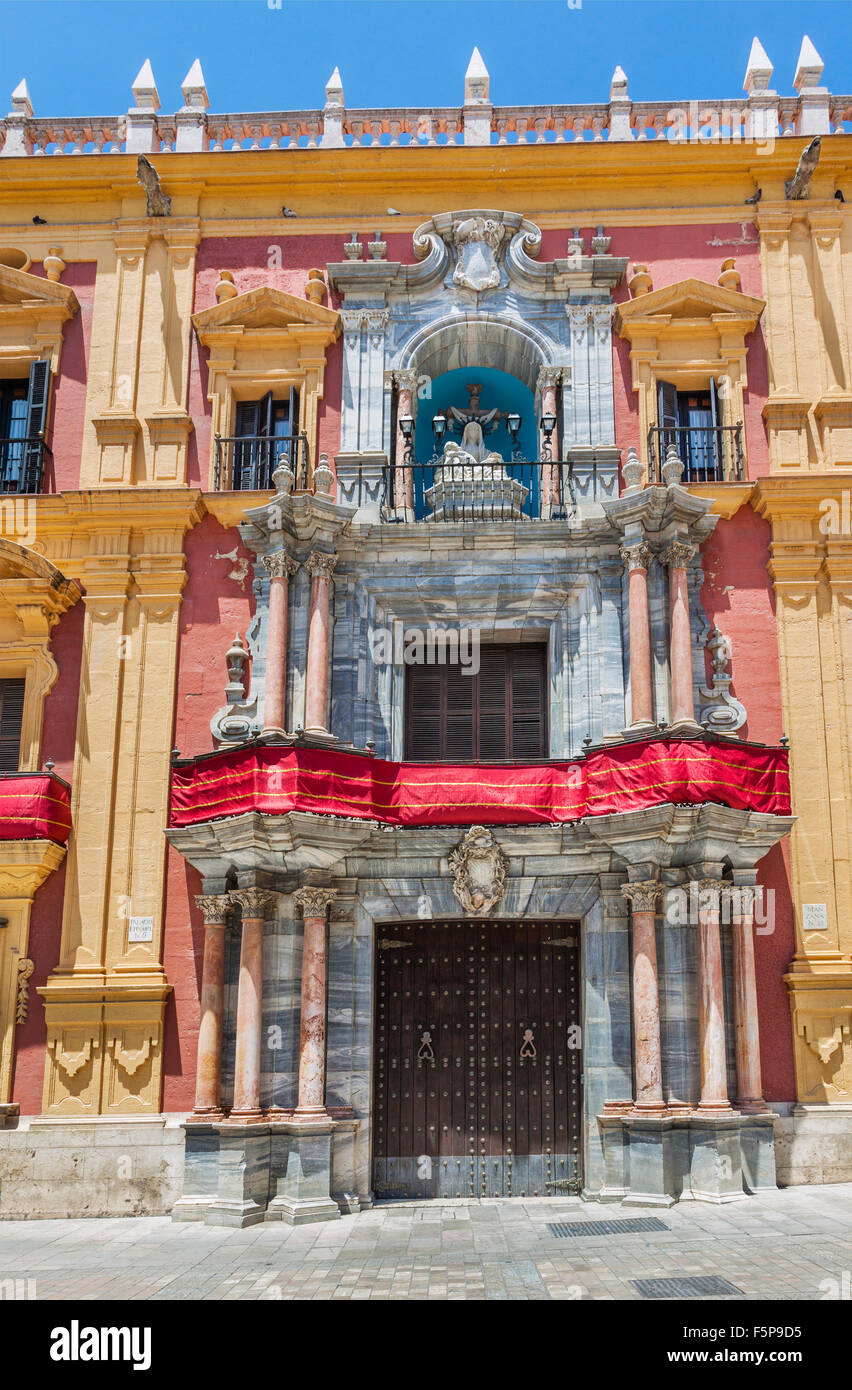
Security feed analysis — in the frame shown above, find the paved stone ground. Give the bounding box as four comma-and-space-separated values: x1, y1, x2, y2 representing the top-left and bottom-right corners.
0, 1184, 850, 1301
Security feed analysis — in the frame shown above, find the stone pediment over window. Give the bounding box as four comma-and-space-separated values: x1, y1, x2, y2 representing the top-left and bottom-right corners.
0, 264, 79, 374
192, 286, 340, 338
0, 538, 81, 772
615, 278, 764, 334
615, 270, 765, 484
192, 288, 341, 492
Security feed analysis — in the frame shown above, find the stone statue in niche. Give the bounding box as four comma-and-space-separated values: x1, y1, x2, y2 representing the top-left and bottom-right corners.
427, 419, 528, 521
452, 216, 506, 292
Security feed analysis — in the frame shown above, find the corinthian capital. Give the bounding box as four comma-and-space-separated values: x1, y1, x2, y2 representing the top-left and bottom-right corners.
694, 878, 727, 910
660, 541, 696, 570
537, 366, 562, 392
228, 888, 279, 920
621, 880, 661, 913
261, 550, 299, 580
294, 886, 338, 918
620, 541, 652, 573
194, 893, 233, 927
306, 550, 337, 581
393, 368, 419, 395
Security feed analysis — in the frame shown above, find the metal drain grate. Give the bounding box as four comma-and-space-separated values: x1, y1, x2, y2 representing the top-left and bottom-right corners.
547, 1217, 669, 1238
632, 1275, 745, 1300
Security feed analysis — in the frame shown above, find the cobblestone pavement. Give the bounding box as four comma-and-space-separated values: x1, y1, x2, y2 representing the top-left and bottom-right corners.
0, 1184, 850, 1301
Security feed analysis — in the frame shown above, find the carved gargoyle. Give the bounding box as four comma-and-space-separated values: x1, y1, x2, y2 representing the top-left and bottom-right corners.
786, 137, 821, 201
137, 155, 172, 216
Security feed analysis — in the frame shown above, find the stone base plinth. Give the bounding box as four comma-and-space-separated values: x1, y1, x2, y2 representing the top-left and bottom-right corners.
171, 1115, 361, 1226
267, 1120, 340, 1225
594, 1109, 776, 1205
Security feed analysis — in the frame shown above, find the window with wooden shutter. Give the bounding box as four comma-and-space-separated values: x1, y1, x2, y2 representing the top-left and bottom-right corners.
405, 643, 547, 762
0, 679, 26, 771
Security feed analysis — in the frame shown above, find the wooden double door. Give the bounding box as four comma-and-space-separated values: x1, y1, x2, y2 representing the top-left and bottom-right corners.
373, 920, 582, 1199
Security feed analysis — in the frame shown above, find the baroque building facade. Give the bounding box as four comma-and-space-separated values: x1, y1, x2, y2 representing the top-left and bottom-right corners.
0, 38, 849, 1220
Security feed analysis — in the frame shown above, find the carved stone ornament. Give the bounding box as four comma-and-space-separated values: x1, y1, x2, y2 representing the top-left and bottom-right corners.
660, 540, 696, 570
228, 888, 279, 920
449, 825, 508, 915
306, 550, 338, 581
294, 886, 338, 918
194, 893, 232, 927
699, 627, 747, 733
15, 957, 34, 1024
452, 216, 507, 292
621, 880, 660, 914
620, 541, 652, 573
261, 550, 299, 581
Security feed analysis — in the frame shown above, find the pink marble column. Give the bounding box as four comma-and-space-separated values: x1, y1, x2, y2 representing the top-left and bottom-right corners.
538, 367, 561, 516
732, 884, 769, 1113
661, 540, 700, 732
622, 881, 666, 1114
191, 894, 232, 1119
304, 550, 337, 735
261, 551, 298, 734
620, 541, 655, 730
695, 879, 735, 1113
393, 369, 417, 517
228, 888, 277, 1122
293, 886, 337, 1120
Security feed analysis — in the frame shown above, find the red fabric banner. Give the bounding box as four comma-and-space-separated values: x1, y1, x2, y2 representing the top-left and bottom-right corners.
0, 774, 72, 844
169, 738, 790, 830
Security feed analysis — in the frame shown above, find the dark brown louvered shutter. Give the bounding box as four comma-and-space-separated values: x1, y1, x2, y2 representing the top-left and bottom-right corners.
510, 645, 547, 759
445, 662, 475, 761
478, 646, 508, 760
0, 679, 25, 771
405, 665, 444, 761
405, 643, 547, 762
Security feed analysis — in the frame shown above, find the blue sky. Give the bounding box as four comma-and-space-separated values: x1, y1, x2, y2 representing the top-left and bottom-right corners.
0, 1, 850, 116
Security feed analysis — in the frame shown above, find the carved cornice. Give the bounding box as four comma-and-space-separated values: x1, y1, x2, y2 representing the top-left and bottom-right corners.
261, 550, 299, 580
194, 893, 232, 927
306, 550, 337, 581
228, 888, 278, 920
621, 880, 660, 913
294, 886, 338, 917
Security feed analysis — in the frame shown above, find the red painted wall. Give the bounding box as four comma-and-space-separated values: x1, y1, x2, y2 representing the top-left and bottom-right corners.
28, 261, 96, 493
11, 599, 84, 1111
161, 513, 257, 1111
700, 506, 795, 1100
188, 236, 368, 487
610, 221, 769, 479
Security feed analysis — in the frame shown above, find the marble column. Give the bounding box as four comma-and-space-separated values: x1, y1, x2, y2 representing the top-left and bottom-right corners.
732, 883, 769, 1113
304, 551, 337, 735
538, 366, 561, 517
393, 369, 417, 517
293, 886, 337, 1120
695, 879, 735, 1114
620, 540, 655, 731
622, 881, 666, 1115
661, 540, 700, 733
191, 894, 232, 1119
260, 551, 299, 734
228, 888, 277, 1122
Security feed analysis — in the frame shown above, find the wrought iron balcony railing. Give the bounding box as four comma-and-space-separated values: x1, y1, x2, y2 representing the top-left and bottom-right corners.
384, 456, 573, 522
0, 436, 50, 494
213, 432, 310, 491
648, 423, 744, 485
